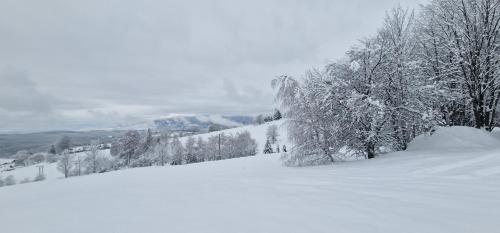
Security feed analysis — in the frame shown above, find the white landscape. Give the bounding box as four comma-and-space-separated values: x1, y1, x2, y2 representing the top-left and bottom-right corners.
1, 122, 500, 233
2, 0, 500, 232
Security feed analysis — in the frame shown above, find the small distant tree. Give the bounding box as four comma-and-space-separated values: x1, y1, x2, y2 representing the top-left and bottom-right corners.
273, 109, 282, 120
120, 130, 141, 166
263, 139, 273, 154
255, 114, 265, 125
13, 150, 31, 167
194, 137, 207, 162
264, 116, 274, 122
154, 139, 170, 166
57, 150, 72, 178
56, 136, 72, 154
110, 139, 122, 157
185, 137, 197, 164
5, 175, 16, 186
137, 128, 154, 156
235, 131, 258, 157
170, 136, 184, 165
266, 125, 279, 144
72, 153, 84, 176
85, 140, 101, 174
29, 153, 45, 165
48, 145, 57, 155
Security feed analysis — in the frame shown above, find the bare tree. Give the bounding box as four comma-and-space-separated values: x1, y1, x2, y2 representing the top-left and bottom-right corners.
85, 140, 101, 174
57, 150, 72, 178
266, 125, 279, 144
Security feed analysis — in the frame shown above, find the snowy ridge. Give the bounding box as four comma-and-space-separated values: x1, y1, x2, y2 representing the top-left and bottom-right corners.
0, 124, 500, 233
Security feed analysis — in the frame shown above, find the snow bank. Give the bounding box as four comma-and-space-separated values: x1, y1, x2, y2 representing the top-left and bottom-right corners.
407, 126, 500, 151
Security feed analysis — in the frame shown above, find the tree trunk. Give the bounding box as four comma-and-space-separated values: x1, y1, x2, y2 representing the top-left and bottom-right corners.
366, 142, 375, 159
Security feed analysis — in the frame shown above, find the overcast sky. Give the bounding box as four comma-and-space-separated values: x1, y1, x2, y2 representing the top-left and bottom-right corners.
0, 0, 425, 133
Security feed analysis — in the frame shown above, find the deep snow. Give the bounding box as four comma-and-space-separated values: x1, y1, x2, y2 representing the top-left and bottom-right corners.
0, 123, 499, 233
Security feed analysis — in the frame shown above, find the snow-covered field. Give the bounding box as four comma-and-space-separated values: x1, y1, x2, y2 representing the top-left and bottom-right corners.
0, 149, 112, 183
0, 123, 499, 233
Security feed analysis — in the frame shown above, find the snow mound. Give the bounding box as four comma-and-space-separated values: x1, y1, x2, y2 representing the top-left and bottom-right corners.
408, 126, 500, 151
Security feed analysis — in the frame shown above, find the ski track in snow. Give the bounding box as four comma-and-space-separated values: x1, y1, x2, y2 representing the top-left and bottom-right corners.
0, 122, 499, 233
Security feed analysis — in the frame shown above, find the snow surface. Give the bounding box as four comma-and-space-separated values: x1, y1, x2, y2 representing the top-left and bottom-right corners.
0, 123, 500, 233
0, 162, 60, 181
0, 149, 111, 182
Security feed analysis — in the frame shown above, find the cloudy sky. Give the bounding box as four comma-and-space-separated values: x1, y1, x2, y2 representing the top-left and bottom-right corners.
0, 0, 424, 133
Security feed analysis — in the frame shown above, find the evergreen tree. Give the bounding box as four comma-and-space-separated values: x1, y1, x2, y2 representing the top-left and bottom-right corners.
48, 145, 56, 155
273, 109, 282, 120
263, 139, 273, 154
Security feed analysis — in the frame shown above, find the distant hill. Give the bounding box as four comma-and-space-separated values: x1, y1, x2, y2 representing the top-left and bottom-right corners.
0, 130, 125, 158
153, 115, 254, 132
0, 115, 256, 158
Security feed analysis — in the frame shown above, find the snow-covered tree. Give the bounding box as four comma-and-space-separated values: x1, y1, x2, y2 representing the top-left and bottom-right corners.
136, 128, 155, 157
13, 150, 31, 167
119, 130, 141, 166
273, 109, 282, 120
266, 125, 279, 144
57, 150, 72, 178
194, 137, 207, 162
255, 114, 265, 125
233, 131, 258, 158
419, 0, 500, 130
170, 136, 184, 165
263, 139, 273, 154
85, 140, 101, 174
148, 137, 169, 167
28, 152, 45, 165
72, 153, 85, 176
185, 137, 197, 164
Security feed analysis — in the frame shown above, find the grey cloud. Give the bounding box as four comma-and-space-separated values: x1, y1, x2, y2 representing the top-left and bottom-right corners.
0, 0, 426, 132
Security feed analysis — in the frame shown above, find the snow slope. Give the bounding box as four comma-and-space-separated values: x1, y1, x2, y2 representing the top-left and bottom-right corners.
0, 124, 499, 233
0, 162, 60, 181
0, 149, 111, 183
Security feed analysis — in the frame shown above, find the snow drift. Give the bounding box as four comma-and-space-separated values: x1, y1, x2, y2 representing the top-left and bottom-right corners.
407, 126, 500, 151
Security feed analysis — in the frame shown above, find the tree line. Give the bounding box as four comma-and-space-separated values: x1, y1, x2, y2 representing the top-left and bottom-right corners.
273, 0, 500, 166
110, 129, 258, 168
54, 129, 258, 178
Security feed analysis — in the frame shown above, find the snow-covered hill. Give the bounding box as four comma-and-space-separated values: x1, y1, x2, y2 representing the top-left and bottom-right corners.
0, 149, 112, 183
0, 123, 499, 233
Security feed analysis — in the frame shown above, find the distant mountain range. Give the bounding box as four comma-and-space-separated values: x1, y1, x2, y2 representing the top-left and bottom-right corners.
153, 115, 254, 132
